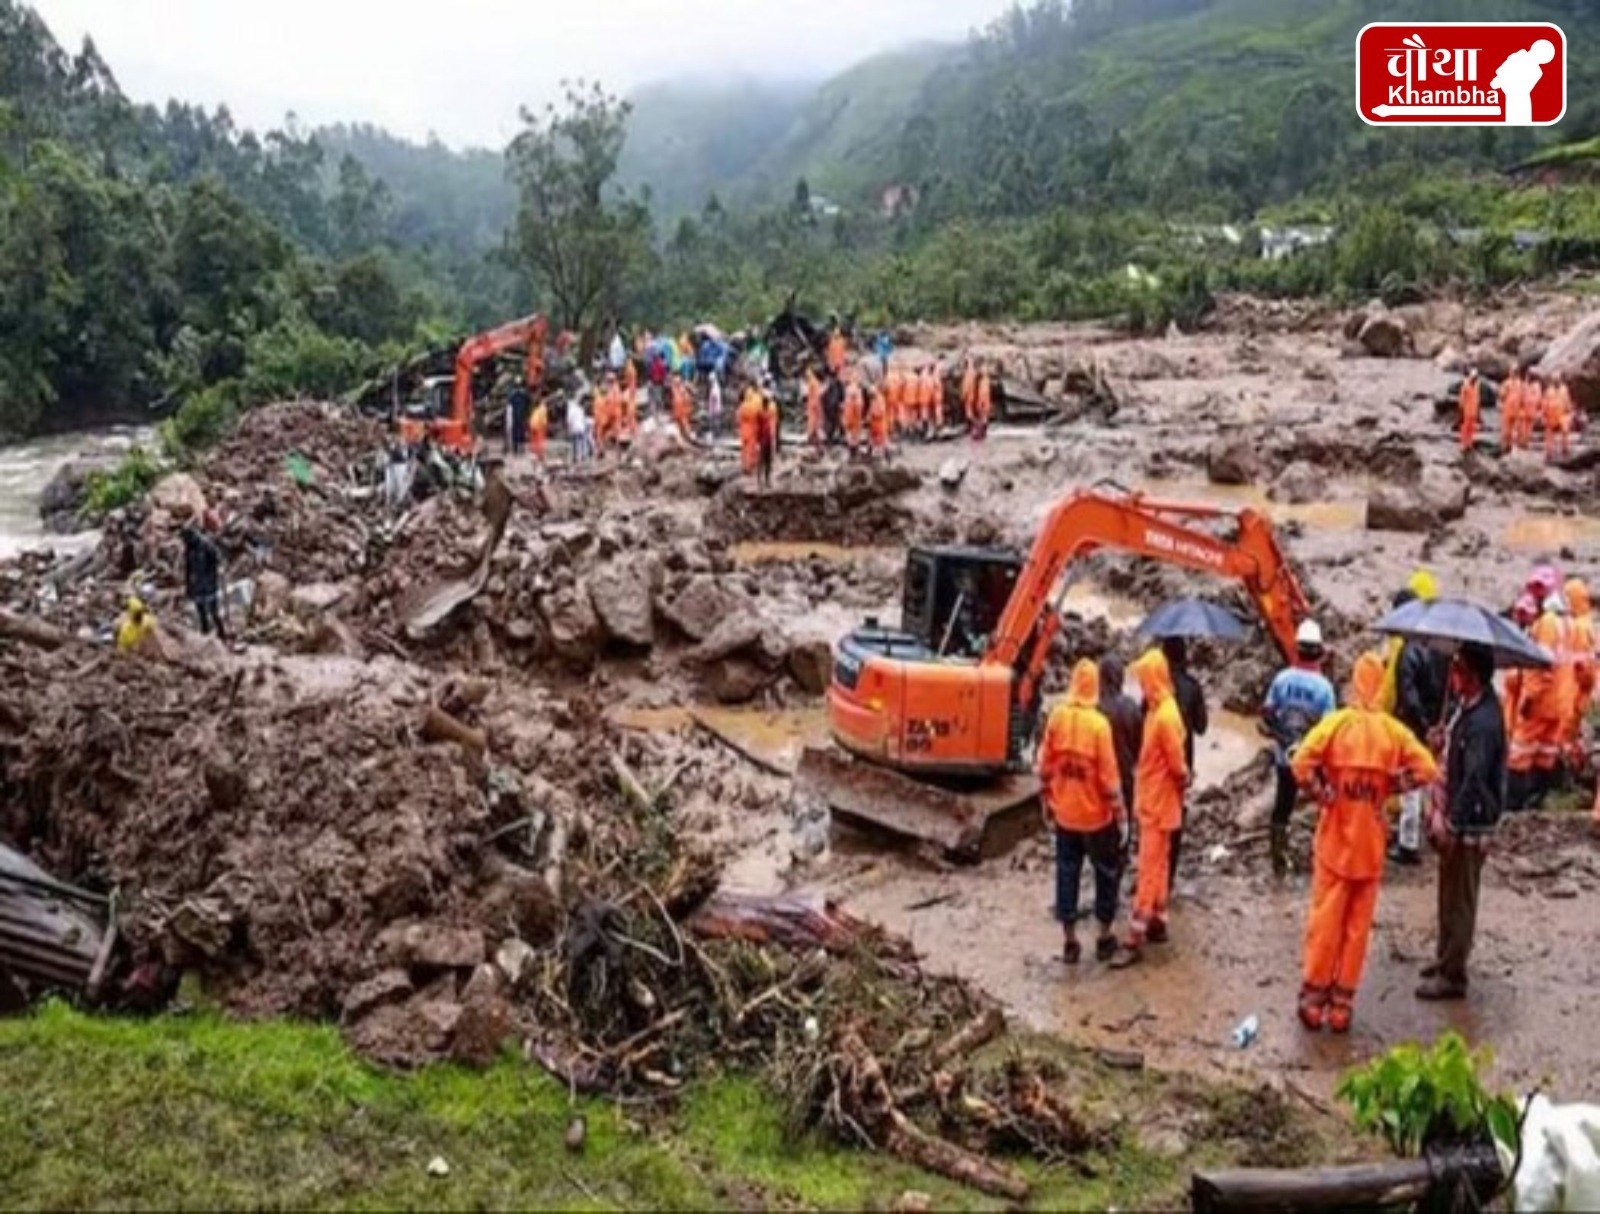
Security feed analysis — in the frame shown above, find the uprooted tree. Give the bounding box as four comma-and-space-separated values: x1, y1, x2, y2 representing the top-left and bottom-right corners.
505, 80, 652, 361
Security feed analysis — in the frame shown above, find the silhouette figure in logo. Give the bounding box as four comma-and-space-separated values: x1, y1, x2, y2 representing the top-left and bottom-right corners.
1492, 38, 1556, 125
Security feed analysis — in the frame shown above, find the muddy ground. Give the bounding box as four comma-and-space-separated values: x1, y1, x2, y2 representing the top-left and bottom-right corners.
3, 285, 1600, 1157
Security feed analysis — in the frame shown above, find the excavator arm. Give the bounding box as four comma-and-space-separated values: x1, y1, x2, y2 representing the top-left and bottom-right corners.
441, 314, 549, 450
986, 489, 1310, 712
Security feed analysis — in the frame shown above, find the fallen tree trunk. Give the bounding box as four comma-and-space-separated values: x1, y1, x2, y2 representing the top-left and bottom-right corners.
688, 891, 910, 957
0, 610, 75, 651
1191, 1143, 1502, 1213
420, 705, 487, 755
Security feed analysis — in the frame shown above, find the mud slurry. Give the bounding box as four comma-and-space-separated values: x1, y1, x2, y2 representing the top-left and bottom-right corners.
4, 284, 1600, 1192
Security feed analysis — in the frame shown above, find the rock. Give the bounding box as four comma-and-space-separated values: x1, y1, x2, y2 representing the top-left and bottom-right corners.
38, 462, 95, 530
379, 922, 486, 971
658, 575, 740, 642
254, 570, 292, 620
689, 612, 764, 665
1358, 312, 1411, 358
1206, 437, 1260, 486
427, 1157, 451, 1179
1537, 309, 1600, 414
540, 585, 602, 668
937, 457, 969, 490
565, 1115, 588, 1154
451, 963, 514, 1067
1434, 344, 1467, 374
289, 582, 350, 619
1365, 466, 1469, 533
705, 657, 774, 705
494, 938, 537, 989
893, 1193, 933, 1214
149, 472, 207, 518
785, 638, 834, 696
587, 559, 657, 649
419, 999, 464, 1037
342, 969, 415, 1022
1468, 345, 1511, 382
695, 462, 739, 495
1268, 461, 1322, 505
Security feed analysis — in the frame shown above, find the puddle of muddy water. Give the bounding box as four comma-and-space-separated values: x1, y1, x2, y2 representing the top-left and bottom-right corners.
1504, 515, 1600, 553
1135, 480, 1368, 533
730, 541, 896, 566
610, 703, 829, 774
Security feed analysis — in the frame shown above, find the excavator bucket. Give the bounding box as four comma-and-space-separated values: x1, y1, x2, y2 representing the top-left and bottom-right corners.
793, 745, 1041, 863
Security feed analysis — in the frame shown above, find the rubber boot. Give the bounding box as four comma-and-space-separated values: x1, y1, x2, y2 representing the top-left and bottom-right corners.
1326, 988, 1355, 1035
1297, 985, 1328, 1032
1270, 824, 1289, 879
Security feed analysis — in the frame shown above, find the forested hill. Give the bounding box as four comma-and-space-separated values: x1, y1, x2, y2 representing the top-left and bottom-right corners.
622, 0, 1600, 221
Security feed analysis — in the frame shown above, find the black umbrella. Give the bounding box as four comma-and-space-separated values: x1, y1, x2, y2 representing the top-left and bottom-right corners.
1374, 597, 1552, 669
1135, 598, 1247, 643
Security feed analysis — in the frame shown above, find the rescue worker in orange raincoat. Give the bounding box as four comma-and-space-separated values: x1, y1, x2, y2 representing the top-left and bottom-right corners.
1500, 367, 1523, 453
918, 366, 937, 436
826, 326, 847, 377
960, 357, 978, 429
885, 365, 906, 436
736, 383, 764, 476
670, 372, 694, 440
1039, 659, 1127, 966
866, 382, 890, 457
622, 356, 639, 404
528, 398, 549, 463
1545, 374, 1574, 462
804, 368, 823, 446
1291, 652, 1439, 1033
1113, 648, 1189, 966
618, 366, 639, 442
1563, 577, 1595, 771
841, 372, 865, 451
1457, 369, 1481, 453
1507, 580, 1570, 809
1520, 372, 1542, 450
594, 375, 620, 448
929, 364, 946, 431
974, 365, 993, 440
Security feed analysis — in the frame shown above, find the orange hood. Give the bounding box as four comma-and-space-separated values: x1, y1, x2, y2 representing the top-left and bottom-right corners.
1350, 651, 1385, 711
1131, 648, 1174, 704
1565, 578, 1591, 617
1066, 658, 1100, 708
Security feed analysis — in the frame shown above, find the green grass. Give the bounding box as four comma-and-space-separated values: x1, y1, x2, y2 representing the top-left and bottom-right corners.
2, 1004, 1275, 1211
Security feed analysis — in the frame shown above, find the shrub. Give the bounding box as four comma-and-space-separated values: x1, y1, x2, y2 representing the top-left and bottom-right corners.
83, 445, 163, 517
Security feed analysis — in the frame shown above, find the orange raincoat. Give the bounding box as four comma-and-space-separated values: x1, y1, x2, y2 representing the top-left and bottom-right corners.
1509, 608, 1568, 774
1128, 649, 1188, 942
1500, 373, 1522, 452
885, 369, 905, 433
960, 361, 977, 424
804, 370, 823, 444
528, 401, 548, 461
737, 388, 764, 474
826, 331, 847, 376
1292, 654, 1438, 1028
1038, 660, 1123, 833
975, 372, 993, 437
842, 382, 864, 447
929, 369, 945, 430
1458, 376, 1480, 452
670, 379, 694, 439
867, 387, 890, 454
1545, 382, 1572, 460
594, 386, 620, 447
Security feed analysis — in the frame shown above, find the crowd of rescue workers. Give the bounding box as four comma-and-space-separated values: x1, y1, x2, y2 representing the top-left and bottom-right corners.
108, 322, 1595, 1044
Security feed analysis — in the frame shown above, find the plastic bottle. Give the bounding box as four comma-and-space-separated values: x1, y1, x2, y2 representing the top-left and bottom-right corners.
1232, 1014, 1260, 1049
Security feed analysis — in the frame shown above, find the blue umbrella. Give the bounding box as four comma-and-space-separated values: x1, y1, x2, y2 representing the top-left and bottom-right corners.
1135, 598, 1247, 642
1374, 597, 1552, 669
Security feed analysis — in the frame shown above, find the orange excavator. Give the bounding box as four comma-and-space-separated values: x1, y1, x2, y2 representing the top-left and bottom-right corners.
795, 487, 1312, 858
398, 314, 548, 454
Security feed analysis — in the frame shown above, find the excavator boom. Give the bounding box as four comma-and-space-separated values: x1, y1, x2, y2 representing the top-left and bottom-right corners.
803, 487, 1311, 858
399, 314, 548, 454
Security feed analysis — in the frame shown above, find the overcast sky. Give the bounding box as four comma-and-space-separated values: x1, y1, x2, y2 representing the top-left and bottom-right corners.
34, 0, 1011, 148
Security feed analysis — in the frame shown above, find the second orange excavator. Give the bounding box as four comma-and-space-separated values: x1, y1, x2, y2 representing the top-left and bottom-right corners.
398, 314, 548, 454
795, 487, 1313, 858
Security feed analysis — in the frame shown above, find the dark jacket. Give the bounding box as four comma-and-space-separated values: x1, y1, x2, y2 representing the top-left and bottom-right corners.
1098, 657, 1143, 810
1397, 641, 1449, 738
181, 526, 221, 599
1445, 688, 1506, 838
1170, 666, 1209, 774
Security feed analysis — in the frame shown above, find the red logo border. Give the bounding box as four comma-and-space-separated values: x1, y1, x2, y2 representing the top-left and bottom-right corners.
1355, 21, 1568, 128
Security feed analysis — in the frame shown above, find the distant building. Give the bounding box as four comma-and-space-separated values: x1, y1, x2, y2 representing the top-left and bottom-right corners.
809, 195, 843, 218
1259, 225, 1335, 261
880, 183, 919, 218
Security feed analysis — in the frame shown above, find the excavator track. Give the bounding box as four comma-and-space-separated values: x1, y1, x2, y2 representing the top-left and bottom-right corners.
793, 745, 1041, 863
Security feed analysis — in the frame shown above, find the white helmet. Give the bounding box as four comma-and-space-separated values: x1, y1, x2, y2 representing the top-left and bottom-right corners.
1296, 620, 1324, 649
1545, 594, 1569, 616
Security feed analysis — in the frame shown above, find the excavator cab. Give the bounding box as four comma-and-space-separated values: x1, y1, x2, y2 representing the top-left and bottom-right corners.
900, 546, 1022, 658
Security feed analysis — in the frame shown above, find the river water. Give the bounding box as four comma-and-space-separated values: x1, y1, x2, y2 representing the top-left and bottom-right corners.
0, 427, 153, 561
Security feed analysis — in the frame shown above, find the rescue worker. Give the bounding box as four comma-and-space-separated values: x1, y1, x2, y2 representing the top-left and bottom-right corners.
866, 382, 890, 458
1263, 620, 1338, 878
1418, 644, 1506, 1002
507, 384, 530, 457
528, 397, 549, 464
1500, 367, 1523, 453
1457, 369, 1480, 454
929, 364, 946, 432
1161, 637, 1209, 888
181, 511, 226, 640
594, 374, 619, 449
885, 364, 906, 436
115, 596, 155, 652
1543, 373, 1569, 462
1098, 655, 1143, 814
618, 366, 639, 442
670, 372, 694, 440
1520, 372, 1542, 450
622, 354, 639, 405
1292, 653, 1439, 1033
1509, 589, 1570, 809
758, 385, 780, 489
804, 368, 823, 447
1039, 659, 1127, 966
736, 382, 764, 476
1567, 578, 1596, 772
1550, 373, 1575, 462
826, 326, 847, 377
1113, 648, 1189, 967
960, 357, 978, 430
841, 372, 865, 451
566, 394, 593, 463
974, 364, 993, 440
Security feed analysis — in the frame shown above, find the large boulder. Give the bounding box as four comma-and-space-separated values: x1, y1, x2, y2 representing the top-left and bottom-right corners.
38, 462, 95, 531
1268, 460, 1323, 505
688, 612, 765, 665
149, 472, 207, 518
1365, 466, 1470, 533
1206, 437, 1261, 486
704, 657, 775, 705
1537, 309, 1600, 415
540, 585, 602, 668
586, 558, 658, 649
1358, 312, 1412, 358
657, 574, 741, 642
785, 638, 834, 696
